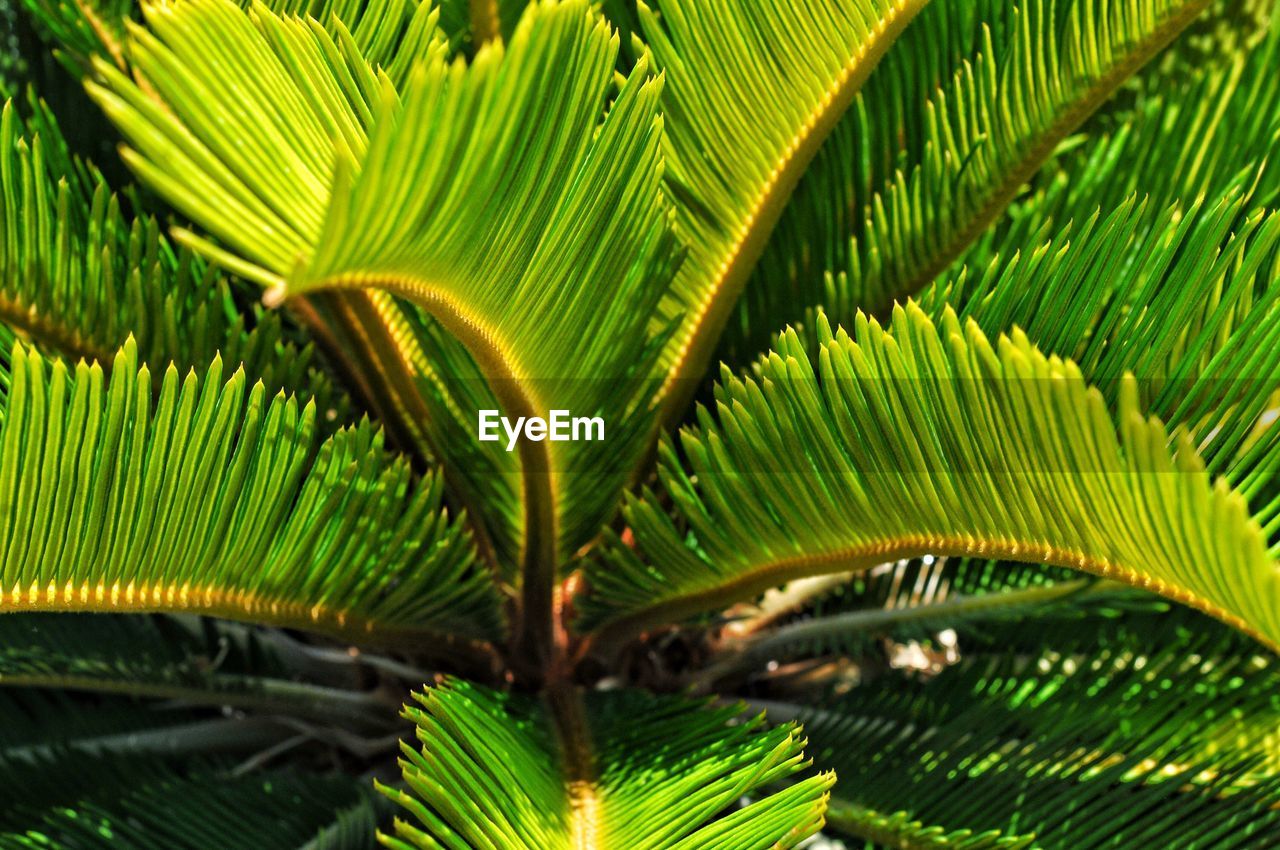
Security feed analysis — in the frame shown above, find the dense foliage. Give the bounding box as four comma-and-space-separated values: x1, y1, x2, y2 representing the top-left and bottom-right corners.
0, 0, 1278, 846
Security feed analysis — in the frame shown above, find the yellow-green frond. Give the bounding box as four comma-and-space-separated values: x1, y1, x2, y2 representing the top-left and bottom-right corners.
0, 337, 502, 643
376, 678, 832, 849
581, 303, 1280, 657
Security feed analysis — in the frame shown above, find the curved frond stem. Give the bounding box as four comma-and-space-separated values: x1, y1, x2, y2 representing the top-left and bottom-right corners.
656, 0, 928, 425
318, 291, 503, 571
584, 533, 1278, 665
3, 717, 296, 762
888, 0, 1214, 305
695, 578, 1098, 691
0, 582, 496, 662
721, 571, 856, 640
0, 671, 396, 726
283, 273, 558, 670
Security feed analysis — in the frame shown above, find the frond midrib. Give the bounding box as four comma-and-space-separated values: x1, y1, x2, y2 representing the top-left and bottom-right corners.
0, 578, 484, 650
548, 685, 602, 850
656, 0, 928, 423
319, 291, 504, 570
585, 532, 1279, 659
303, 271, 561, 661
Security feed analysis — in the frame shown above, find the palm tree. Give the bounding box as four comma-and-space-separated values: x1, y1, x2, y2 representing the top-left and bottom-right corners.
0, 0, 1277, 845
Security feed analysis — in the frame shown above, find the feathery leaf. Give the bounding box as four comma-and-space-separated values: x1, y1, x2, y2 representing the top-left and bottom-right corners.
645, 0, 928, 422
0, 337, 502, 643
376, 677, 832, 849
581, 303, 1280, 657
731, 0, 1217, 366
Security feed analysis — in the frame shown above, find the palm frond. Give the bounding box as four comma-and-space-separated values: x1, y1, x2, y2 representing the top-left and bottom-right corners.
0, 336, 502, 644
943, 12, 1280, 305
376, 677, 832, 849
580, 302, 1280, 658
0, 689, 297, 829
642, 0, 927, 422
704, 560, 1152, 687
918, 188, 1280, 538
799, 613, 1280, 849
0, 614, 397, 725
1, 764, 385, 849
0, 87, 347, 420
89, 0, 682, 656
730, 0, 1218, 366
22, 0, 441, 78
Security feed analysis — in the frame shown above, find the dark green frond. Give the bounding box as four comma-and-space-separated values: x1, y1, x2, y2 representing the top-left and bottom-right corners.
580, 303, 1280, 656
376, 677, 832, 849
0, 337, 502, 643
731, 0, 1217, 366
0, 614, 397, 725
1, 766, 384, 849
0, 689, 296, 828
802, 614, 1280, 849
0, 88, 348, 420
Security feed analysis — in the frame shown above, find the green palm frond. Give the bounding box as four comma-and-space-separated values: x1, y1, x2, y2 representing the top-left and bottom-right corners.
947, 14, 1280, 299
642, 0, 927, 421
88, 0, 682, 657
0, 87, 347, 418
729, 0, 1217, 366
21, 0, 441, 78
918, 188, 1280, 514
725, 0, 1009, 364
0, 690, 296, 827
580, 302, 1280, 656
703, 560, 1152, 687
1, 764, 385, 849
800, 613, 1280, 849
0, 614, 398, 725
0, 336, 501, 643
376, 677, 832, 849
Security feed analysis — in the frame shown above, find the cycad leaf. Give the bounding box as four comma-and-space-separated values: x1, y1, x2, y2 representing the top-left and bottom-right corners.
0, 337, 501, 643
937, 15, 1280, 329
0, 88, 348, 420
918, 187, 1280, 529
644, 0, 927, 421
376, 677, 831, 850
0, 613, 396, 726
580, 302, 1280, 657
803, 613, 1280, 849
0, 689, 310, 829
23, 0, 440, 80
706, 560, 1147, 685
89, 0, 682, 653
733, 0, 1216, 363
1, 764, 385, 849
